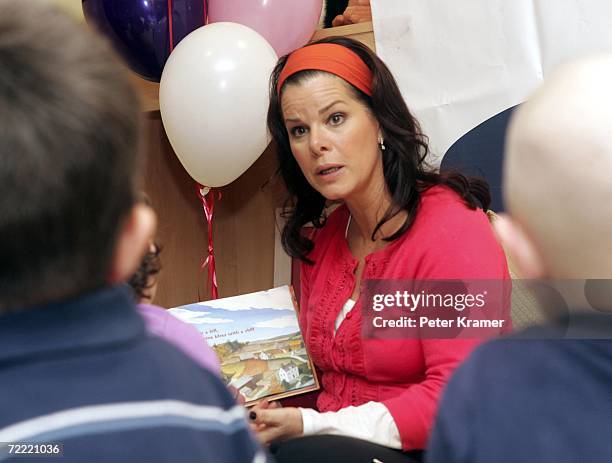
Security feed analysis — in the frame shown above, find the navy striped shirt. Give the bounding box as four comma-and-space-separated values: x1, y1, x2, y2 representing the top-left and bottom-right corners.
0, 287, 269, 463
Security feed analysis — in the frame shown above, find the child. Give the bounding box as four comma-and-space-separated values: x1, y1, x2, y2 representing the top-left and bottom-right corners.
427, 54, 612, 463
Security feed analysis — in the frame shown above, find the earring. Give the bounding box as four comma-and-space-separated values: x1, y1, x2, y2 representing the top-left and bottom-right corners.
378, 136, 386, 151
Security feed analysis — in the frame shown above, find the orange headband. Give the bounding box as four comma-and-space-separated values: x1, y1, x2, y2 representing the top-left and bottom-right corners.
277, 43, 373, 96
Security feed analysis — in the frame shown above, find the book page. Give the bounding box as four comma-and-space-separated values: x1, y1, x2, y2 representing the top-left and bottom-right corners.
169, 286, 319, 405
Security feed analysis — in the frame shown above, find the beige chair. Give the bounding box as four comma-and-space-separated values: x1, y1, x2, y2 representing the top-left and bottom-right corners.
486, 210, 548, 330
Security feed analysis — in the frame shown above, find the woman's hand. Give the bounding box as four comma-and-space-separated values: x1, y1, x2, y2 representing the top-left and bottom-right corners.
249, 400, 303, 445
247, 399, 281, 436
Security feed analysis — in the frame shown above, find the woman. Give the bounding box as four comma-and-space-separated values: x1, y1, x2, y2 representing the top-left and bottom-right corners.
252, 37, 510, 462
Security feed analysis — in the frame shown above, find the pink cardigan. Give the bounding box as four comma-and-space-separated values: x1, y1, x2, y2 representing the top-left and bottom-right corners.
299, 186, 510, 450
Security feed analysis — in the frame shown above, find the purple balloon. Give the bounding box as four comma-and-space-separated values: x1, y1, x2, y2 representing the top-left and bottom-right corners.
82, 0, 206, 82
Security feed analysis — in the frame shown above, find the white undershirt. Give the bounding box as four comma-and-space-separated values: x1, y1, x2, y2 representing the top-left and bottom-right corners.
334, 298, 356, 331
298, 295, 403, 448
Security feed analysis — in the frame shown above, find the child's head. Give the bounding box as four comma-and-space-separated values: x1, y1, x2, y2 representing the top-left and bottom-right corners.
495, 54, 612, 279
0, 0, 155, 310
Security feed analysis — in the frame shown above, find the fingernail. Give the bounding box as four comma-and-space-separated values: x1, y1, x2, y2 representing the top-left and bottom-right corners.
249, 411, 257, 420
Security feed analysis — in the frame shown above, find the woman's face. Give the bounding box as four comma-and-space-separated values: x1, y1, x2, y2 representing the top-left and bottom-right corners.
281, 73, 383, 202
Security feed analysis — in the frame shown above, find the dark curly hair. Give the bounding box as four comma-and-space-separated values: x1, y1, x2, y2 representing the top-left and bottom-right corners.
128, 243, 162, 302
267, 36, 491, 263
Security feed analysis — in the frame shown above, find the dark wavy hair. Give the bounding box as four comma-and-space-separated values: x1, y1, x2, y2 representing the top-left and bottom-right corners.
128, 243, 162, 302
267, 36, 491, 263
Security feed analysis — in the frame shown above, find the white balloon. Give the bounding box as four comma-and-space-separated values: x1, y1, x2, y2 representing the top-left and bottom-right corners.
160, 22, 278, 187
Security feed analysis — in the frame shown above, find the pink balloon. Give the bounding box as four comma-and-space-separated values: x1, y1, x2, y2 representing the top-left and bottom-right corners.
208, 0, 323, 57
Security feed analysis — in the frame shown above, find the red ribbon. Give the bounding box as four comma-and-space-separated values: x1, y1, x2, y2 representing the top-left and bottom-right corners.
168, 0, 208, 51
196, 184, 221, 300
167, 0, 174, 51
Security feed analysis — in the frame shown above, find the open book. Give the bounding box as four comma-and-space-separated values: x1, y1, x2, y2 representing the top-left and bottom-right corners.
169, 285, 319, 406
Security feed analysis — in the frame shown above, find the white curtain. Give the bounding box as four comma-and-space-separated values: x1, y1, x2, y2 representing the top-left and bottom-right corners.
371, 0, 612, 163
